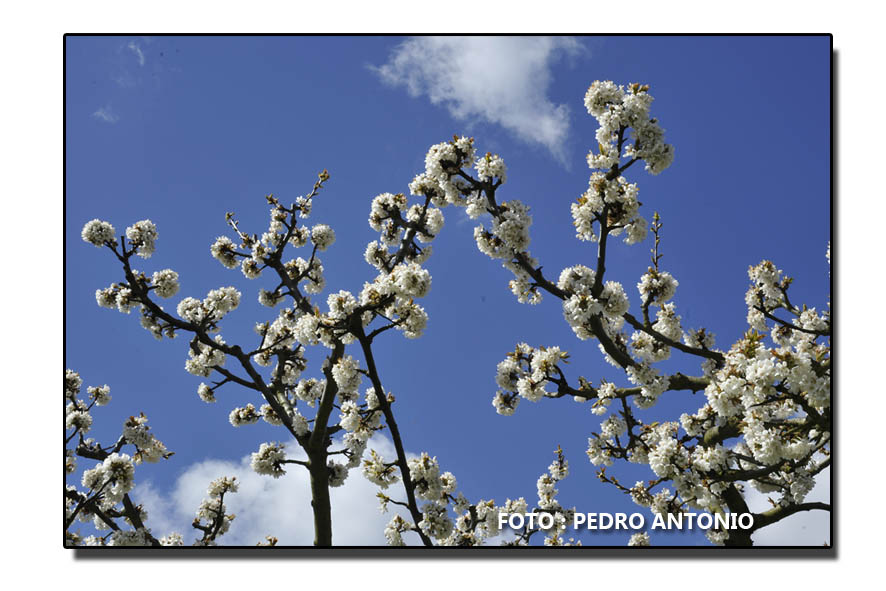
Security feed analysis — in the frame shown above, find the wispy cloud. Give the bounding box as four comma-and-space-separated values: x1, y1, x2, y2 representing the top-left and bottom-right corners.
127, 41, 145, 67
136, 436, 413, 545
112, 71, 137, 88
92, 105, 119, 124
373, 36, 585, 162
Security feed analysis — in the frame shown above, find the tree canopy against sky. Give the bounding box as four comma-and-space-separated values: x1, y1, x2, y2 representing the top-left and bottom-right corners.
65, 35, 830, 546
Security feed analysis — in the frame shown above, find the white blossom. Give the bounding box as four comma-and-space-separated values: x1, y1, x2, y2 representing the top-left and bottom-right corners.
151, 269, 180, 298
125, 220, 158, 258
251, 442, 287, 478
81, 219, 117, 247
311, 224, 336, 251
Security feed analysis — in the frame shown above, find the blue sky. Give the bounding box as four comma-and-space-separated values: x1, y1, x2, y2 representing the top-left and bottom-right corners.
65, 35, 830, 546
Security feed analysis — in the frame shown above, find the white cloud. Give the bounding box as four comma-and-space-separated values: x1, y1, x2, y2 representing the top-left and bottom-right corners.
373, 36, 584, 162
745, 468, 831, 546
92, 105, 119, 123
136, 436, 412, 546
112, 71, 137, 88
127, 41, 145, 67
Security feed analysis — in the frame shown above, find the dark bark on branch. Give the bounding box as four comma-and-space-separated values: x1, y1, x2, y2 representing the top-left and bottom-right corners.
355, 325, 434, 546
750, 502, 831, 533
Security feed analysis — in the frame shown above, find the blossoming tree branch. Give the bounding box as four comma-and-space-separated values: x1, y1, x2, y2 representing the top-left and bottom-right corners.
69, 80, 830, 547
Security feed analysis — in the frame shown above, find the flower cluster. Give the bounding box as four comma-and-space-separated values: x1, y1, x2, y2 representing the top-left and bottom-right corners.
81, 219, 117, 248
331, 355, 362, 398
637, 268, 678, 306
584, 81, 674, 175
122, 413, 172, 464
327, 461, 349, 487
310, 224, 336, 251
337, 387, 385, 467
371, 449, 577, 547
184, 335, 227, 377
176, 287, 241, 325
193, 476, 238, 545
407, 136, 548, 305
95, 283, 136, 314
630, 303, 682, 363
362, 449, 400, 489
492, 343, 579, 415
384, 515, 411, 546
357, 265, 431, 339
498, 450, 577, 546
151, 269, 180, 298
557, 265, 629, 340
363, 179, 446, 339
418, 136, 476, 206
125, 220, 159, 258
251, 442, 287, 478
80, 453, 136, 505
571, 174, 647, 244
419, 501, 453, 539
229, 403, 260, 427
408, 453, 457, 503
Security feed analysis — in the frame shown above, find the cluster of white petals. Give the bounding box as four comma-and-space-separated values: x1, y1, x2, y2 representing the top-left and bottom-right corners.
407, 453, 457, 503
631, 303, 682, 363
81, 453, 136, 505
122, 413, 170, 464
151, 269, 180, 298
475, 152, 507, 183
176, 287, 241, 324
492, 343, 576, 415
336, 387, 385, 466
210, 235, 239, 269
95, 283, 135, 314
81, 219, 117, 247
572, 174, 646, 245
638, 268, 678, 306
584, 81, 674, 175
229, 403, 260, 427
357, 264, 433, 340
331, 355, 362, 398
251, 442, 287, 478
310, 224, 336, 251
293, 377, 326, 407
327, 461, 349, 487
557, 266, 628, 340
384, 515, 410, 546
362, 449, 400, 489
184, 335, 227, 377
419, 136, 476, 206
419, 501, 453, 539
108, 529, 153, 546
125, 220, 159, 258
192, 476, 238, 545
